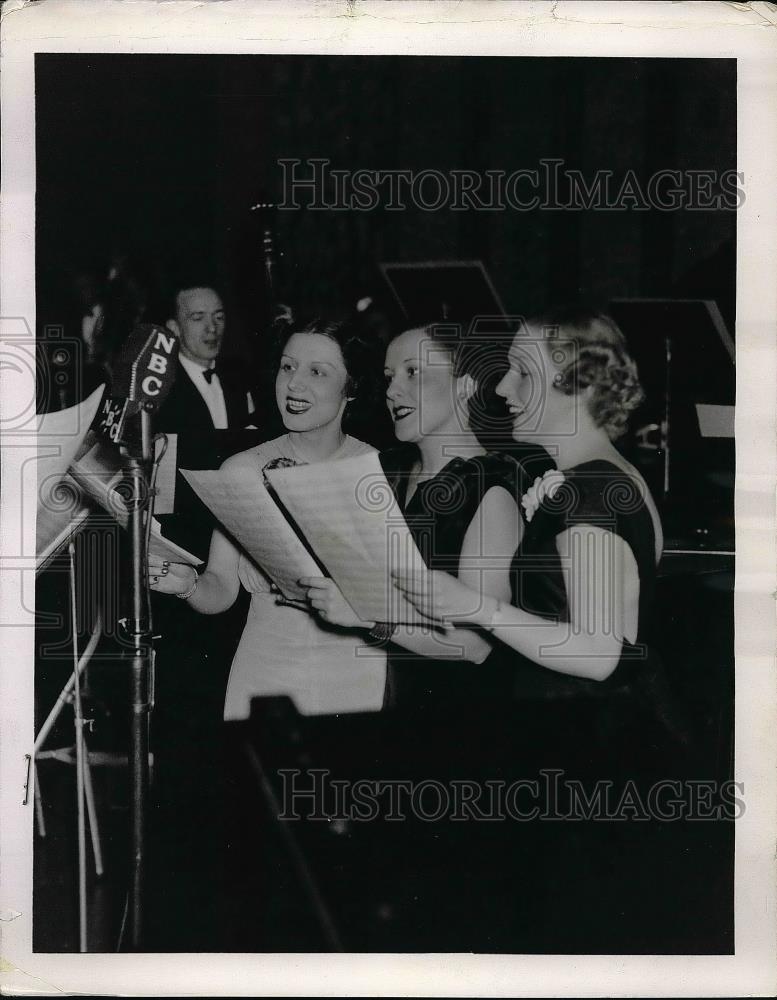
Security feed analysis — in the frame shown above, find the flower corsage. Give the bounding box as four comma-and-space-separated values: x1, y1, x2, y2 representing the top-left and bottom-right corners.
520, 469, 566, 523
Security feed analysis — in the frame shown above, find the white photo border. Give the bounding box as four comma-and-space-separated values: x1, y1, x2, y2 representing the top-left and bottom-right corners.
1, 1, 775, 995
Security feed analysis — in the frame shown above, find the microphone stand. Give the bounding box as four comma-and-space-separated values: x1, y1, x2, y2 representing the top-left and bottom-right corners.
119, 407, 154, 950
661, 336, 672, 500
96, 320, 179, 948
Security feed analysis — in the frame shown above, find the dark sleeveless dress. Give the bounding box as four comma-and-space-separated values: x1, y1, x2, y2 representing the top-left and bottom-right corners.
504, 459, 684, 775
363, 455, 693, 953
493, 460, 691, 952
379, 445, 528, 721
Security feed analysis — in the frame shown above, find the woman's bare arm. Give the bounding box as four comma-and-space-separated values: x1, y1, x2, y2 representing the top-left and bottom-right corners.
148, 452, 253, 613
388, 484, 521, 663
395, 523, 640, 681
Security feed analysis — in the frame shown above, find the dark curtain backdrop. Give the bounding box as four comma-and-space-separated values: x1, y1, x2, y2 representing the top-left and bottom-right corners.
36, 54, 736, 361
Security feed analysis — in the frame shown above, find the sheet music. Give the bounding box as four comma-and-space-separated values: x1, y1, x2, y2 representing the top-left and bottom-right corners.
68, 430, 177, 515
182, 466, 322, 600
35, 506, 93, 573
68, 439, 202, 566
266, 452, 433, 626
696, 403, 735, 439
67, 439, 125, 515
148, 517, 203, 566
35, 385, 105, 562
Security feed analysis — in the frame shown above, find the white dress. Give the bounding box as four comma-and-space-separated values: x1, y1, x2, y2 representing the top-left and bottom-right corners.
222, 434, 387, 720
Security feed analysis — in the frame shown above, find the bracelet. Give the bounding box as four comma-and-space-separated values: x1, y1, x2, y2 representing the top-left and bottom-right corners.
176, 568, 199, 601
367, 621, 397, 645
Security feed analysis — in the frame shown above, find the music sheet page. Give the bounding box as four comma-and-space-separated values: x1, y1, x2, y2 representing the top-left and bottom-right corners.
266, 452, 435, 625
34, 384, 104, 561
182, 465, 322, 599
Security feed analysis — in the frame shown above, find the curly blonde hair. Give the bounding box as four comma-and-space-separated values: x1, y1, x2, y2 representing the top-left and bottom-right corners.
537, 305, 645, 440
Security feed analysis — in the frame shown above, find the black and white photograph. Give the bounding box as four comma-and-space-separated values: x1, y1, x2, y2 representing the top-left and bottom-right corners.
1, 1, 776, 995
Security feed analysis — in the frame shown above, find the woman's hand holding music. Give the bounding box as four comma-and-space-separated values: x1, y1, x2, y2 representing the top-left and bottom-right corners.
148, 554, 197, 596
391, 569, 492, 627
299, 576, 363, 628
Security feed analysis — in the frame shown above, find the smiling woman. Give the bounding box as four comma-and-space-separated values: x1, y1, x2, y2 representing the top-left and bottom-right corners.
276, 330, 351, 437
384, 325, 471, 444
298, 322, 527, 714
150, 313, 386, 717
393, 306, 674, 723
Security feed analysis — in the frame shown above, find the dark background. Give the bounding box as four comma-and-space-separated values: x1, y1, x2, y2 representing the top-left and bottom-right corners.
33, 53, 736, 954
36, 54, 736, 357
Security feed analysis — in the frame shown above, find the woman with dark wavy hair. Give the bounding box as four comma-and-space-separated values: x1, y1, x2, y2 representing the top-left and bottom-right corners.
150, 313, 388, 717
300, 321, 526, 717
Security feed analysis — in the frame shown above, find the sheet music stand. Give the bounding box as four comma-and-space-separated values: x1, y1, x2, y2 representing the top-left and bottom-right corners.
608, 298, 735, 552
33, 387, 106, 952
379, 258, 514, 330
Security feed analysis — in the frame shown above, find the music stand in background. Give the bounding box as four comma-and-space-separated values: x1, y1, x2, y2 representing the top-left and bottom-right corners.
379, 259, 513, 330
33, 385, 106, 953
609, 298, 735, 553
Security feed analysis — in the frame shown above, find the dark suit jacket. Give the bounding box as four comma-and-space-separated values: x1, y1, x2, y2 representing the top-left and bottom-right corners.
154, 358, 267, 559
155, 359, 258, 469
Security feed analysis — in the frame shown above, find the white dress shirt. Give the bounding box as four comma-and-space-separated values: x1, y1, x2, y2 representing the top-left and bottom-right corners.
179, 353, 229, 429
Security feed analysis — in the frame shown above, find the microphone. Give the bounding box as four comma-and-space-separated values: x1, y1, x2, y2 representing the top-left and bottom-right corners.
97, 324, 178, 446
94, 323, 179, 944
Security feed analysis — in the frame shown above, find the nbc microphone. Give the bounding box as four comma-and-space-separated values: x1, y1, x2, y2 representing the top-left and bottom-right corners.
97, 324, 179, 452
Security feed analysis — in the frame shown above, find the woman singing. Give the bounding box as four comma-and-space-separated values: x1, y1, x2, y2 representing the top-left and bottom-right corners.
149, 315, 386, 717
295, 323, 527, 951
393, 306, 664, 704
300, 322, 525, 715
393, 305, 680, 952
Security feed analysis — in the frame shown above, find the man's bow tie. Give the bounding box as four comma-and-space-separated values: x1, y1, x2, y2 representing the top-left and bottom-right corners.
202, 366, 218, 384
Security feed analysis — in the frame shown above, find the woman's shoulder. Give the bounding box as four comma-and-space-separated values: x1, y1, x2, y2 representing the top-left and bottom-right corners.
220, 434, 291, 472
563, 460, 652, 518
341, 435, 377, 458
468, 449, 525, 475
545, 460, 660, 562
460, 450, 530, 498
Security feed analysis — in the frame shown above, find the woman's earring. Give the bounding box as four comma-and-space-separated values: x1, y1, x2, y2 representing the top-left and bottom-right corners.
457, 374, 476, 401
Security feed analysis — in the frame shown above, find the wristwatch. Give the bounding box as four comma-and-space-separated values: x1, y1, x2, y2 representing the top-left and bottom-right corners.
366, 621, 397, 645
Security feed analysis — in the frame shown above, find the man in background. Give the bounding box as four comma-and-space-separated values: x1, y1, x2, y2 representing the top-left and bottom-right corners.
157, 282, 258, 467
148, 280, 262, 950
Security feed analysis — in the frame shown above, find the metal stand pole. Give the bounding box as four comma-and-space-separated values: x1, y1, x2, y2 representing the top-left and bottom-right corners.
123, 410, 154, 951
82, 749, 104, 876
662, 336, 672, 499
35, 611, 103, 750
67, 540, 89, 953
33, 763, 45, 838
34, 609, 104, 863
